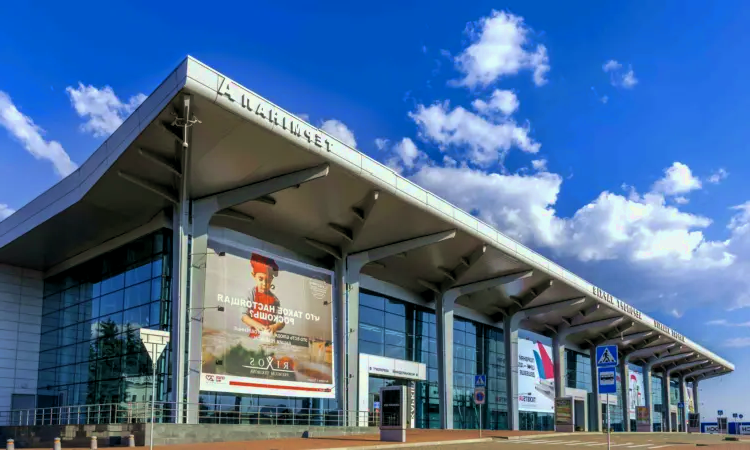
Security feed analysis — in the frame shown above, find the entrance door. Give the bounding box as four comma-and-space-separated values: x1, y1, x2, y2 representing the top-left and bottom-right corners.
670, 412, 677, 431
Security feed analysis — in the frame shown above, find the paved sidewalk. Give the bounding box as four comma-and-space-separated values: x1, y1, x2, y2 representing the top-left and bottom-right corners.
23, 429, 552, 450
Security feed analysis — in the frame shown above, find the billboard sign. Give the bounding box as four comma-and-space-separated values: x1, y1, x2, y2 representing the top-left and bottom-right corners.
200, 237, 335, 398
518, 338, 555, 413
627, 370, 645, 420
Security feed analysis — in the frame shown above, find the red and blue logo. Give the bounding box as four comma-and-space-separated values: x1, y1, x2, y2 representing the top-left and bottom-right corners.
532, 341, 554, 381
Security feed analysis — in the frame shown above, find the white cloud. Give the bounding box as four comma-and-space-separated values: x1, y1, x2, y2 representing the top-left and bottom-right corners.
669, 309, 683, 318
409, 101, 540, 166
674, 196, 689, 205
0, 91, 77, 177
0, 204, 14, 220
321, 119, 357, 148
296, 113, 311, 122
651, 162, 702, 196
531, 159, 548, 171
454, 11, 549, 88
723, 337, 750, 348
708, 168, 729, 184
472, 89, 519, 116
374, 138, 389, 151
600, 95, 609, 104
707, 319, 728, 325
603, 60, 638, 89
66, 83, 145, 138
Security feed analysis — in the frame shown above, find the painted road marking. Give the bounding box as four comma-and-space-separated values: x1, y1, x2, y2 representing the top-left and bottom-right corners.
646, 446, 673, 449
626, 445, 653, 448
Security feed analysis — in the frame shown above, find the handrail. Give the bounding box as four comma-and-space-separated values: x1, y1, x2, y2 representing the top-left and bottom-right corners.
0, 401, 371, 427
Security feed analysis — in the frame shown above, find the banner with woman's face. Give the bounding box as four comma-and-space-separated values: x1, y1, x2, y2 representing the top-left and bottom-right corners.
200, 233, 335, 399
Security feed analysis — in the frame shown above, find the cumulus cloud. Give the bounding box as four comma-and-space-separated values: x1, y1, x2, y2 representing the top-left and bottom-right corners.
66, 83, 146, 138
454, 11, 549, 88
651, 162, 702, 196
531, 159, 548, 171
321, 119, 357, 148
409, 101, 539, 166
0, 204, 14, 221
603, 60, 638, 89
708, 168, 729, 184
0, 91, 77, 177
472, 89, 519, 116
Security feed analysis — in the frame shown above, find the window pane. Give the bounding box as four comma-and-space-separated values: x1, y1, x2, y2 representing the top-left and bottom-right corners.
359, 323, 384, 344
359, 340, 383, 356
359, 306, 384, 327
100, 273, 124, 296
385, 299, 405, 316
123, 304, 152, 330
384, 329, 405, 347
384, 313, 406, 333
360, 294, 385, 311
124, 281, 152, 310
384, 345, 405, 359
125, 262, 152, 287
100, 291, 124, 317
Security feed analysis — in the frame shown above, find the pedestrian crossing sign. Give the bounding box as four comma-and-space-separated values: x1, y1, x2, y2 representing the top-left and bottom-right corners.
596, 345, 618, 367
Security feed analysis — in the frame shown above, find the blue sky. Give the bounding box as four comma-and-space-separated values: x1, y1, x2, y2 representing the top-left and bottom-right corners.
2, 1, 749, 419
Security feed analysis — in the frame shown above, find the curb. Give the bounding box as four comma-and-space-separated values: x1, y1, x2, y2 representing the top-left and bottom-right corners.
316, 437, 494, 450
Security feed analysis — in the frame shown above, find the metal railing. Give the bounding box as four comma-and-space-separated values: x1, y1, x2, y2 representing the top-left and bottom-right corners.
0, 402, 372, 428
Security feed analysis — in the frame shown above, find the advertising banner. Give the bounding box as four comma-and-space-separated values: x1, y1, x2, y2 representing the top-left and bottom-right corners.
627, 370, 646, 420
518, 338, 555, 413
200, 237, 335, 398
555, 397, 573, 428
686, 384, 694, 413
636, 406, 651, 431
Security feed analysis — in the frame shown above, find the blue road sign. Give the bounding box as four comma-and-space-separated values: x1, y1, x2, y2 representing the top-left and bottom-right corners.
678, 402, 684, 408
596, 345, 619, 367
598, 367, 617, 394
719, 410, 724, 416
734, 413, 739, 418
474, 374, 487, 388
373, 402, 380, 410
741, 414, 744, 419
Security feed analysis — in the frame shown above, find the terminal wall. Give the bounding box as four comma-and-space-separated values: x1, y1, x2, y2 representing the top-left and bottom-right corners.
0, 264, 43, 411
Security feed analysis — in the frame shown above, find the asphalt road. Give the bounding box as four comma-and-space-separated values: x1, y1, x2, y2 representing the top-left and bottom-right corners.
422, 433, 750, 450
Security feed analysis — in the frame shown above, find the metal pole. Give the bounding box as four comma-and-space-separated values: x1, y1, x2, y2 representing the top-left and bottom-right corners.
607, 393, 611, 450
479, 403, 482, 438
150, 343, 157, 450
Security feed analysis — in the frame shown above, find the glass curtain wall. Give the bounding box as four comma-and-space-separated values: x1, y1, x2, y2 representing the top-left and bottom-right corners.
358, 291, 508, 430
565, 349, 592, 392
39, 230, 172, 408
652, 375, 664, 431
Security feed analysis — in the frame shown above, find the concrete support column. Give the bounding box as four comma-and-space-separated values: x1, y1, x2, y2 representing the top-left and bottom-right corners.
621, 362, 630, 431
590, 351, 602, 432
692, 380, 699, 417
436, 293, 455, 429
333, 258, 347, 414
503, 315, 521, 431
552, 336, 565, 400
643, 367, 653, 431
170, 94, 192, 424
663, 373, 671, 432
679, 376, 686, 432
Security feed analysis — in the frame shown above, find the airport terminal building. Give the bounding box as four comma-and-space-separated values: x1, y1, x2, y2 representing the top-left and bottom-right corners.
0, 57, 733, 433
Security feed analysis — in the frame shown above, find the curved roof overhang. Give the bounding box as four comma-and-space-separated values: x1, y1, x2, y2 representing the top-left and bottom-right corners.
0, 57, 734, 374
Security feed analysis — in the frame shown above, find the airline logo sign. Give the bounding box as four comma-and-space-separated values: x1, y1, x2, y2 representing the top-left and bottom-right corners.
596, 345, 618, 368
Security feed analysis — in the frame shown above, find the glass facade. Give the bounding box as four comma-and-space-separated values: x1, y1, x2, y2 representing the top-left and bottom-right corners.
565, 349, 592, 392
39, 230, 172, 407
358, 291, 508, 430
652, 375, 664, 431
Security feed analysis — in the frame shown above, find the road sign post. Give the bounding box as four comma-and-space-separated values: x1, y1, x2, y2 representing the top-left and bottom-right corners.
596, 345, 618, 450
474, 375, 486, 438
